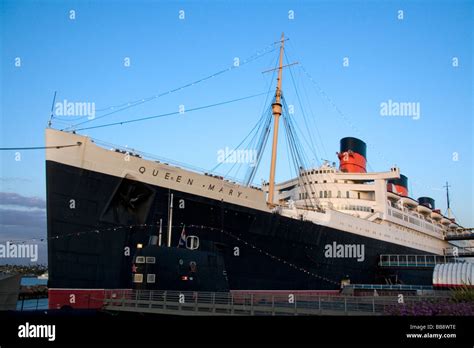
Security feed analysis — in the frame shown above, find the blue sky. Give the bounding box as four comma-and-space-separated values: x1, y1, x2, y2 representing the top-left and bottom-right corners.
1, 0, 473, 257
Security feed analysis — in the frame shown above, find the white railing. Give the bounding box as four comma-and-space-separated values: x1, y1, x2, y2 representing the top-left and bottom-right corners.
101, 289, 451, 316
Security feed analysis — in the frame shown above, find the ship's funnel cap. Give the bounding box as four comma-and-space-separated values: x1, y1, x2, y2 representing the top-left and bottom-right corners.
418, 196, 435, 209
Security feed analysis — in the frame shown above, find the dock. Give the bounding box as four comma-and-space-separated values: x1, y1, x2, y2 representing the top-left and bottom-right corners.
102, 289, 451, 316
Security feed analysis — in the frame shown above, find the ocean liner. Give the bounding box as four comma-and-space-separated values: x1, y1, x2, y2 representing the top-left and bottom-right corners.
45, 34, 469, 309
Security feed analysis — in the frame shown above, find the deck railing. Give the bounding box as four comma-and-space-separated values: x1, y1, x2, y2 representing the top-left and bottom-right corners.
102, 289, 450, 316
378, 254, 461, 267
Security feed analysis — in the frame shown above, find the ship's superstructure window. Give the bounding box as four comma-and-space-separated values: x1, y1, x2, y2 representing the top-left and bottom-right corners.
319, 191, 323, 198
337, 191, 341, 198
147, 274, 156, 283
136, 256, 145, 264
133, 274, 143, 283
146, 257, 156, 264
346, 192, 350, 198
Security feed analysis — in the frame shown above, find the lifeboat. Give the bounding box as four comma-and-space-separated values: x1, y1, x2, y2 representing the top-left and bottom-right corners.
431, 209, 444, 221
441, 217, 451, 225
401, 196, 418, 207
387, 191, 400, 201
433, 263, 474, 288
416, 204, 431, 214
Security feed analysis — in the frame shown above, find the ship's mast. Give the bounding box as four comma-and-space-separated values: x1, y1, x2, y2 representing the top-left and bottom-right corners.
267, 33, 285, 206
444, 181, 452, 218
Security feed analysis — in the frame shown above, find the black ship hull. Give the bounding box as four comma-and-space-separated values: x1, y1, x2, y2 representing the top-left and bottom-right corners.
46, 159, 434, 301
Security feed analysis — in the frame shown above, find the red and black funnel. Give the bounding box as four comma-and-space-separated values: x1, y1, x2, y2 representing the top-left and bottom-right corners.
337, 137, 367, 173
387, 174, 409, 197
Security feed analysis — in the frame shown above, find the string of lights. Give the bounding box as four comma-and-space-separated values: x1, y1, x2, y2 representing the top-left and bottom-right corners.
6, 222, 339, 285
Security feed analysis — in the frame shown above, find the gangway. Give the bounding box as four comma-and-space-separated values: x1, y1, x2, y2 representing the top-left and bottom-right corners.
378, 254, 462, 268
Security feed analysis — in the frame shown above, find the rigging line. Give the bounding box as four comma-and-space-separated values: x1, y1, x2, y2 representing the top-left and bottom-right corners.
283, 113, 297, 190
223, 158, 240, 178
284, 87, 350, 209
65, 46, 278, 131
239, 121, 263, 179
74, 92, 268, 132
281, 97, 319, 167
215, 112, 267, 176
210, 105, 268, 173
244, 108, 273, 185
234, 57, 277, 184
239, 56, 279, 184
284, 52, 319, 163
285, 44, 329, 160
298, 65, 367, 204
258, 52, 280, 115
93, 136, 245, 184
223, 118, 265, 180
300, 62, 431, 195
0, 143, 82, 151
97, 44, 279, 113
298, 66, 329, 160
48, 91, 57, 126
212, 88, 273, 178
250, 112, 272, 184
225, 114, 265, 181
282, 113, 312, 208
283, 107, 322, 209
283, 97, 317, 196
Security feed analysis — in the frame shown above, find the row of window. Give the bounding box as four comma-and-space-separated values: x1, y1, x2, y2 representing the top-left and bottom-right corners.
336, 205, 372, 212
135, 256, 156, 264
387, 208, 443, 236
302, 169, 336, 176
133, 273, 156, 283
298, 191, 359, 200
